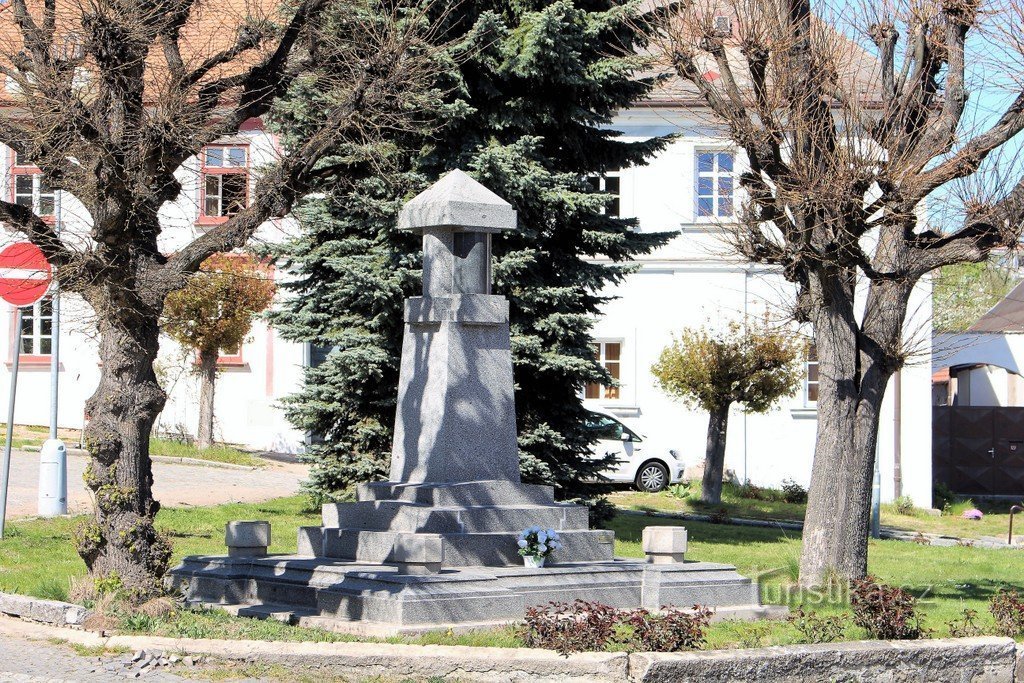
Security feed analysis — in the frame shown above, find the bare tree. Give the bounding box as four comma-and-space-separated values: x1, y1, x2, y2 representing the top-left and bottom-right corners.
0, 0, 443, 595
655, 0, 1024, 585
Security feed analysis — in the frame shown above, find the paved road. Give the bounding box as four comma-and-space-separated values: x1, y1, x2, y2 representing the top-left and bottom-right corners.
0, 634, 189, 681
2, 449, 307, 518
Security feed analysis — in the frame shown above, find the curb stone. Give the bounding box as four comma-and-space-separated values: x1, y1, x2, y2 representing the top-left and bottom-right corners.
2, 613, 1022, 682
21, 445, 260, 470
0, 592, 88, 626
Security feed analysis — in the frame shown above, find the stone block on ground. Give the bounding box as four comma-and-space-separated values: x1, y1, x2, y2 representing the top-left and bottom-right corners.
642, 526, 687, 564
226, 521, 270, 557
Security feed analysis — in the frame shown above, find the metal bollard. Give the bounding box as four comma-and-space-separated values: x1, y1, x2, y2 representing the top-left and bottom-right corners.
38, 438, 67, 516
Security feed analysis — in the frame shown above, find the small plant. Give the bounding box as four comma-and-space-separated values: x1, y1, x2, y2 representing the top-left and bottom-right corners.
622, 606, 712, 652
707, 508, 730, 524
849, 576, 924, 640
943, 498, 977, 517
990, 589, 1024, 637
933, 481, 956, 511
34, 577, 69, 602
893, 495, 915, 516
780, 479, 808, 504
787, 607, 846, 643
736, 622, 772, 649
521, 601, 712, 655
517, 527, 562, 560
521, 601, 619, 655
948, 608, 984, 638
667, 482, 691, 500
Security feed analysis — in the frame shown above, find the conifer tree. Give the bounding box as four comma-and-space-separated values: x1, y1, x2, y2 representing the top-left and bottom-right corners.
272, 0, 673, 501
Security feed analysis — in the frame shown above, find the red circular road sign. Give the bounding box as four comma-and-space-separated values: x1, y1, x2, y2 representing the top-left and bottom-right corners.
0, 242, 52, 306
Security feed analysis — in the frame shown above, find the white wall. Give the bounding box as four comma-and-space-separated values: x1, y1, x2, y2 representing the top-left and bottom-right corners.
587, 107, 934, 505
0, 125, 307, 452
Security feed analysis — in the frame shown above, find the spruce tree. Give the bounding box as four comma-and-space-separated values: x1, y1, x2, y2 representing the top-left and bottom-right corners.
272, 0, 673, 502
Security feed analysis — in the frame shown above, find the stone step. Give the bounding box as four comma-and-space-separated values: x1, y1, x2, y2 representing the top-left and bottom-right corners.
321, 501, 589, 534
213, 601, 318, 625
358, 480, 556, 506
169, 554, 777, 633
321, 528, 615, 566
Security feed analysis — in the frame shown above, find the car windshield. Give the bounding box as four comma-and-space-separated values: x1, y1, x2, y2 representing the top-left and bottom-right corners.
583, 413, 626, 440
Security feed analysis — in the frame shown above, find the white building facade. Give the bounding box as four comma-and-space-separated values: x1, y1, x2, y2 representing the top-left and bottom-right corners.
0, 119, 308, 453
585, 106, 934, 507
0, 105, 935, 505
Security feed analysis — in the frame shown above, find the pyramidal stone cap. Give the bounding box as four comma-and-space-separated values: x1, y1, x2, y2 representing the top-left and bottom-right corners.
398, 169, 517, 234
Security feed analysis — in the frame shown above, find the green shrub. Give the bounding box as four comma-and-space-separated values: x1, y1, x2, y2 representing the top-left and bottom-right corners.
990, 589, 1024, 637
780, 479, 808, 504
849, 576, 923, 640
948, 608, 984, 638
787, 607, 845, 643
521, 600, 712, 654
893, 496, 915, 516
933, 481, 956, 511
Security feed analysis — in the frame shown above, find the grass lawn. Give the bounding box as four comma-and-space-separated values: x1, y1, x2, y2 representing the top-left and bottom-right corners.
6, 424, 262, 468
7, 424, 83, 450
148, 438, 264, 468
2, 494, 1022, 649
610, 485, 1023, 542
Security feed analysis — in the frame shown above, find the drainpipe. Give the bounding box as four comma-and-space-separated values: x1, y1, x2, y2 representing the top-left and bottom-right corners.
742, 267, 749, 484
893, 370, 902, 499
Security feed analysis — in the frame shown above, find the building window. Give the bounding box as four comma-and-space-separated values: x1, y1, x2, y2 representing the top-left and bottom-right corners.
10, 151, 55, 218
586, 341, 621, 400
587, 172, 621, 218
200, 145, 249, 222
695, 150, 735, 218
19, 298, 53, 356
804, 343, 819, 406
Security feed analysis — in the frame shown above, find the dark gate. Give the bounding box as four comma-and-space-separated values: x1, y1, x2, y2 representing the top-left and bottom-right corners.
933, 407, 1024, 496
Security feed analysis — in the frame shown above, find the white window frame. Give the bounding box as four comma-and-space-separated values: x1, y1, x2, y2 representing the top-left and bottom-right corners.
200, 145, 250, 220
804, 343, 819, 408
587, 171, 621, 218
13, 172, 55, 218
694, 148, 737, 221
586, 339, 623, 401
19, 298, 53, 356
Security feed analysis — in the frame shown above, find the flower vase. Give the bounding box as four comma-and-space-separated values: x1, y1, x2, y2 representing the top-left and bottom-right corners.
523, 555, 545, 569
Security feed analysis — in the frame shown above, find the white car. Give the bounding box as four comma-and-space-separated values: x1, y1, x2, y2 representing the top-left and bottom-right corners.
583, 409, 685, 492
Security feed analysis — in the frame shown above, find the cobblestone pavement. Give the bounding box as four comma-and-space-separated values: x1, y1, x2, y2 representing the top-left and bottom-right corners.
0, 634, 191, 681
4, 449, 307, 518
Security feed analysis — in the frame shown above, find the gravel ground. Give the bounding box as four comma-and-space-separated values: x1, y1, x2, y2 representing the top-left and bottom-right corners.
2, 448, 307, 518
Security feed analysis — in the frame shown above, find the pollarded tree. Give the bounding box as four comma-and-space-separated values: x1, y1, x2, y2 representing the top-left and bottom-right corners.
657, 0, 1024, 584
162, 254, 275, 450
651, 322, 802, 504
0, 0, 444, 594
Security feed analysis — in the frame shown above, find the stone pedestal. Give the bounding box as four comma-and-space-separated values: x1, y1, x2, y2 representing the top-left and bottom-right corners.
390, 294, 519, 483
168, 171, 777, 632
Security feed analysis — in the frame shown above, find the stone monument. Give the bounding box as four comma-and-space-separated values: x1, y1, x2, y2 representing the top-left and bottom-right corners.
170, 171, 778, 634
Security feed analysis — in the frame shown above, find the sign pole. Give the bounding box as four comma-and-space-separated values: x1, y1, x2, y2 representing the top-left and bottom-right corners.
0, 309, 25, 539
50, 192, 61, 439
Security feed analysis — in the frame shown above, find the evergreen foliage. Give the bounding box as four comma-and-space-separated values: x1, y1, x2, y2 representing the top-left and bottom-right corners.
271, 0, 674, 501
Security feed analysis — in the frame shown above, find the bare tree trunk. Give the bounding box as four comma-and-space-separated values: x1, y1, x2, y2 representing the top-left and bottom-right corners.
701, 404, 730, 505
78, 310, 171, 596
196, 349, 218, 450
798, 276, 904, 587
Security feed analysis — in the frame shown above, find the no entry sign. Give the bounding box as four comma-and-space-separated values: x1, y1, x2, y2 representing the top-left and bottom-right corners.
0, 242, 52, 306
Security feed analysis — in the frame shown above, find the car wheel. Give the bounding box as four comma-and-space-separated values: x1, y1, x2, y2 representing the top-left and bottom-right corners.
635, 461, 669, 493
